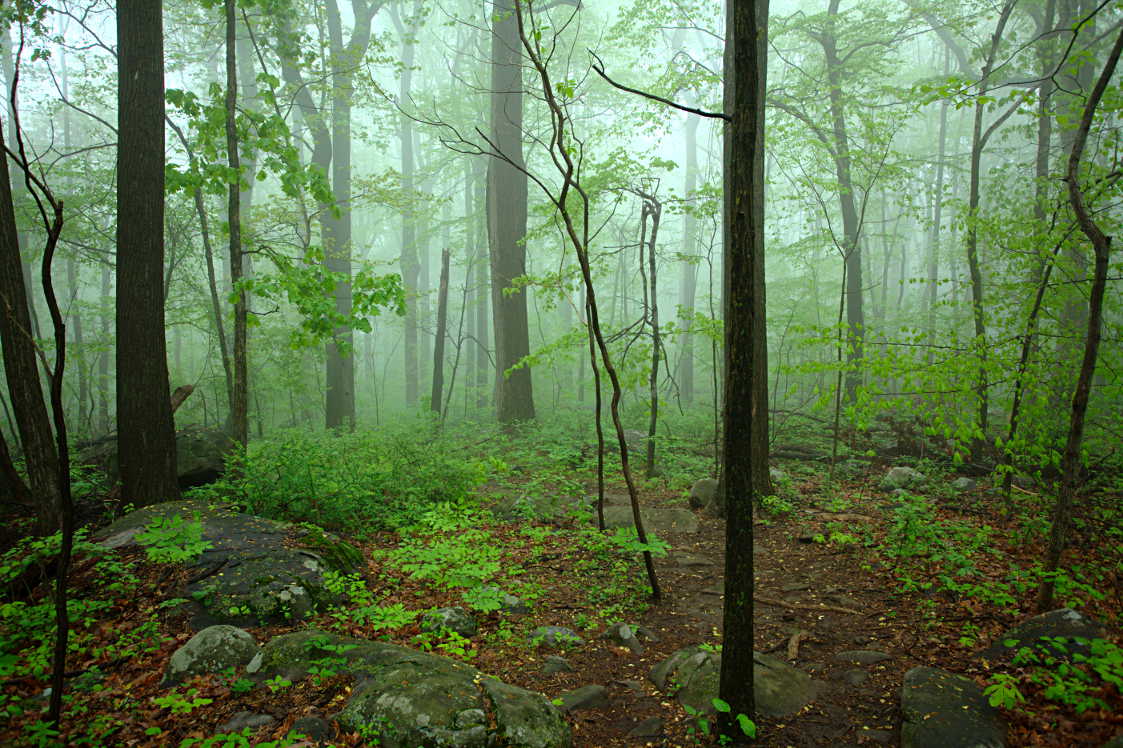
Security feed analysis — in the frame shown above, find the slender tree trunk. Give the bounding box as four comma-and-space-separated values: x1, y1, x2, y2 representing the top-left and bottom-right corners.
98, 265, 111, 433
431, 248, 450, 414
678, 115, 699, 405
642, 196, 662, 478
1037, 25, 1121, 611
394, 1, 421, 407
226, 0, 248, 448
116, 0, 179, 506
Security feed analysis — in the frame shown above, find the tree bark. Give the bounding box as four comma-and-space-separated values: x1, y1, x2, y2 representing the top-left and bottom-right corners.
226, 0, 248, 448
488, 0, 535, 423
678, 115, 699, 405
393, 1, 421, 408
719, 0, 768, 735
116, 0, 180, 506
0, 113, 61, 532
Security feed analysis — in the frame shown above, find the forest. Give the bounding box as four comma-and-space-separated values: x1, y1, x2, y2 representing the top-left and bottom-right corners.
0, 0, 1120, 745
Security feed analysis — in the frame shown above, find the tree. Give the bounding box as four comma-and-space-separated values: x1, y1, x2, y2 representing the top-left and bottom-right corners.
1037, 23, 1122, 611
487, 0, 535, 423
0, 106, 61, 532
718, 0, 768, 739
225, 0, 248, 448
116, 0, 180, 506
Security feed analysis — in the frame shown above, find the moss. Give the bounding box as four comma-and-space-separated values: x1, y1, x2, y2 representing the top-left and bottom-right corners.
295, 524, 363, 572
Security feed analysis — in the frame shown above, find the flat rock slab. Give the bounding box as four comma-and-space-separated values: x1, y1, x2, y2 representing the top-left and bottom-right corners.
97, 501, 361, 628
558, 685, 609, 713
651, 646, 822, 718
834, 650, 892, 665
257, 630, 571, 748
901, 666, 1004, 748
601, 506, 700, 534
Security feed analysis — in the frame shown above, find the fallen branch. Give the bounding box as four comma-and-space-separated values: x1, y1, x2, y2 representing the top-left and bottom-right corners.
787, 630, 810, 660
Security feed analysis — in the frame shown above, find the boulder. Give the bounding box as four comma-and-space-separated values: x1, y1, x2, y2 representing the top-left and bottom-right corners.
769, 467, 789, 485
253, 631, 570, 748
980, 608, 1107, 662
627, 717, 664, 738
651, 646, 821, 718
881, 466, 926, 491
689, 479, 718, 510
98, 501, 361, 628
421, 607, 478, 638
166, 625, 259, 685
599, 622, 644, 654
291, 716, 334, 743
77, 425, 235, 493
543, 655, 574, 674
479, 586, 530, 615
601, 505, 699, 534
901, 666, 1004, 748
834, 650, 891, 665
217, 712, 275, 734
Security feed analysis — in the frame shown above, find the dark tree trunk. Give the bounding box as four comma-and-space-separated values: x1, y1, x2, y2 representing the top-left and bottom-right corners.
488, 0, 535, 423
719, 0, 768, 736
431, 249, 450, 414
641, 195, 662, 479
0, 116, 61, 532
226, 0, 248, 448
116, 0, 179, 506
98, 264, 111, 433
1037, 25, 1122, 611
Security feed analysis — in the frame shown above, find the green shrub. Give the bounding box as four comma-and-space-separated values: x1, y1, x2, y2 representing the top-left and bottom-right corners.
186, 425, 490, 533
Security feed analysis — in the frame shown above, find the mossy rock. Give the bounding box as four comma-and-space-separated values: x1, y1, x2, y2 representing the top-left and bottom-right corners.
292, 523, 363, 572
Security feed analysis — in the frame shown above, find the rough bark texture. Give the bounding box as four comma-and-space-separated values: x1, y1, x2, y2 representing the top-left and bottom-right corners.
719, 0, 768, 735
226, 0, 248, 448
116, 0, 180, 506
395, 1, 421, 407
0, 117, 61, 531
488, 0, 535, 423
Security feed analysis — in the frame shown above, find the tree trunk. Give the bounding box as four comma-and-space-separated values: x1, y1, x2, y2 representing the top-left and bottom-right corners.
394, 1, 421, 408
0, 118, 61, 532
718, 0, 768, 735
488, 0, 535, 423
1037, 24, 1121, 611
678, 115, 699, 405
98, 264, 111, 434
642, 195, 662, 479
116, 0, 180, 506
226, 0, 248, 448
431, 248, 451, 414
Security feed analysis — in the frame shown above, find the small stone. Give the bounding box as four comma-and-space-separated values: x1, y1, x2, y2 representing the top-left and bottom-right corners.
612, 679, 645, 693
881, 466, 926, 490
834, 650, 891, 665
557, 684, 609, 713
420, 607, 478, 638
674, 552, 715, 568
628, 717, 664, 738
218, 712, 275, 734
600, 623, 644, 654
769, 467, 789, 484
543, 655, 574, 674
291, 716, 334, 742
831, 668, 868, 685
951, 477, 977, 492
530, 626, 584, 649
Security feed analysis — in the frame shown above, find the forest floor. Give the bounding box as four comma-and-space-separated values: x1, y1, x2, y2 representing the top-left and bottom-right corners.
1, 425, 1120, 747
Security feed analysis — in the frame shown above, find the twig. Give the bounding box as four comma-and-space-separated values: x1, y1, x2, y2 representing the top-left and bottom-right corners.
588, 49, 729, 121
755, 595, 861, 616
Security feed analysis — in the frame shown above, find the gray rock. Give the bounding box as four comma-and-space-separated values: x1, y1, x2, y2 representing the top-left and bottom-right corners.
769, 467, 789, 485
530, 626, 584, 649
689, 478, 718, 510
421, 607, 478, 638
480, 586, 530, 615
673, 552, 715, 568
831, 668, 869, 686
218, 712, 275, 733
891, 488, 912, 498
78, 424, 235, 493
834, 650, 891, 665
951, 477, 977, 492
166, 625, 259, 685
651, 646, 821, 718
291, 716, 334, 743
97, 501, 361, 628
901, 666, 1004, 748
557, 685, 609, 713
256, 630, 571, 748
627, 717, 664, 738
602, 505, 699, 534
881, 466, 926, 490
543, 655, 574, 674
600, 623, 644, 654
981, 608, 1107, 661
